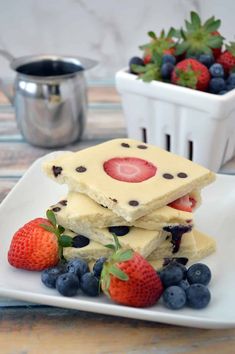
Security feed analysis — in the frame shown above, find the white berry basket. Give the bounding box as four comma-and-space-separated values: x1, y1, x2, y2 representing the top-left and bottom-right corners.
115, 68, 235, 172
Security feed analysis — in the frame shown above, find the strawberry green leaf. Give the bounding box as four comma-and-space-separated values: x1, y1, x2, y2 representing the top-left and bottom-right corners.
111, 233, 122, 251
148, 31, 157, 39
207, 35, 223, 48
114, 249, 134, 263
131, 64, 147, 74
205, 19, 221, 33
190, 11, 201, 29
59, 235, 73, 247
46, 210, 57, 227
160, 29, 165, 39
140, 70, 156, 82
152, 52, 162, 66
167, 27, 177, 38
185, 20, 194, 32
175, 41, 190, 55
58, 225, 65, 234
109, 265, 129, 281
180, 28, 186, 40
40, 224, 56, 234
105, 244, 116, 250
101, 272, 111, 294
203, 16, 215, 30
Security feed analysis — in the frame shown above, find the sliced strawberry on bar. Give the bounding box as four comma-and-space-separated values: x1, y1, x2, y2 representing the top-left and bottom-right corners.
103, 157, 157, 183
168, 194, 194, 212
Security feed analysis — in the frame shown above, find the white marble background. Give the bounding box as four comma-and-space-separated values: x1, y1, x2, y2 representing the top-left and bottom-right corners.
0, 0, 234, 83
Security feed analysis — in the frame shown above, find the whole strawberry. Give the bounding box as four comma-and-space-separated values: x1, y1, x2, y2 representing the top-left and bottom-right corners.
171, 58, 210, 91
217, 42, 235, 74
8, 211, 73, 271
101, 235, 163, 308
141, 29, 176, 64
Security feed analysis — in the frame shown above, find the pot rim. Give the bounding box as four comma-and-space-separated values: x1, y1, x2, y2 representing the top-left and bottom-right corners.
10, 54, 97, 81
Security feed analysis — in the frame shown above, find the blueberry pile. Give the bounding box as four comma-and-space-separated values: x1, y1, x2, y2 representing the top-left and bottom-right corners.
158, 260, 212, 310
41, 257, 107, 297
129, 54, 235, 95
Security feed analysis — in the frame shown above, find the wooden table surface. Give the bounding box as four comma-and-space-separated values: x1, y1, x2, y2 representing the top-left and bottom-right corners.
0, 87, 235, 354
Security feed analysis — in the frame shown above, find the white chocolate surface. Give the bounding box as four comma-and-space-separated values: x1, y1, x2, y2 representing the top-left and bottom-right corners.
43, 138, 215, 222
58, 222, 164, 258
50, 191, 194, 230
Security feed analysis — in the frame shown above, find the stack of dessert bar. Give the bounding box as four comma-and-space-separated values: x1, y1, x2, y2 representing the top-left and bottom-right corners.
43, 138, 216, 268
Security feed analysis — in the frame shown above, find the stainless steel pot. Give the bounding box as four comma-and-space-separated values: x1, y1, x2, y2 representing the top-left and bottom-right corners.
0, 50, 97, 148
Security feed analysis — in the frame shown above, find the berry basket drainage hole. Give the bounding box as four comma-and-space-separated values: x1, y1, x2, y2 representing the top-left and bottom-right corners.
165, 134, 171, 152
188, 140, 193, 161
141, 128, 147, 143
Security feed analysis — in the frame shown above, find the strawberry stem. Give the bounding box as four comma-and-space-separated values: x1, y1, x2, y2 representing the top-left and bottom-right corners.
112, 233, 122, 251
40, 210, 73, 261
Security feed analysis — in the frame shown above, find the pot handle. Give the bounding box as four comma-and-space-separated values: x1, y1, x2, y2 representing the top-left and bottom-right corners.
0, 49, 15, 104
0, 49, 14, 62
76, 56, 98, 70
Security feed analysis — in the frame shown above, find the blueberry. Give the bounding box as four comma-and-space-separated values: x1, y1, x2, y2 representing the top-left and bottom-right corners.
93, 257, 107, 278
166, 260, 187, 279
72, 235, 90, 248
163, 286, 186, 310
162, 54, 176, 65
159, 263, 184, 288
226, 84, 235, 92
108, 226, 130, 236
129, 56, 144, 74
56, 272, 80, 297
187, 263, 211, 285
178, 279, 190, 291
209, 63, 224, 78
80, 272, 100, 296
209, 78, 226, 94
199, 54, 214, 68
186, 284, 211, 309
226, 73, 235, 88
218, 90, 228, 95
41, 265, 65, 289
161, 63, 174, 80
66, 258, 89, 278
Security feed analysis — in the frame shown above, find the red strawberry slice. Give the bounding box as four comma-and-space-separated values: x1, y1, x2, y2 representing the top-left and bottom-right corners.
103, 157, 157, 183
168, 194, 195, 212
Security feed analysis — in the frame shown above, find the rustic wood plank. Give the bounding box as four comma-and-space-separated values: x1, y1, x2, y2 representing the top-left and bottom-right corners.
88, 86, 120, 103
0, 307, 234, 354
0, 108, 126, 141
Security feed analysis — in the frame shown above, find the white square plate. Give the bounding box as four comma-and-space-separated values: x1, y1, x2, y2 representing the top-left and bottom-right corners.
0, 152, 235, 329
